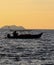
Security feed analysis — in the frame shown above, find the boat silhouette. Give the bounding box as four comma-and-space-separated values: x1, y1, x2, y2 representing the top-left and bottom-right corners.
7, 32, 43, 39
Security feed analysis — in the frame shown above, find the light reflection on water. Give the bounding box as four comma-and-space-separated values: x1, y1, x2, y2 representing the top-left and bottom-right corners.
0, 30, 54, 65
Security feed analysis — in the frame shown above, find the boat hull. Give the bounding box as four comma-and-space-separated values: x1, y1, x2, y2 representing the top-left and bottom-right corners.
7, 33, 43, 39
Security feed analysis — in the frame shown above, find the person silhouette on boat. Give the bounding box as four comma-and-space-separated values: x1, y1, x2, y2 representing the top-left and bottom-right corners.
13, 31, 18, 38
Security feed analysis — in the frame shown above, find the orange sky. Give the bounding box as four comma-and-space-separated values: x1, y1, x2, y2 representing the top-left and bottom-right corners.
0, 0, 54, 29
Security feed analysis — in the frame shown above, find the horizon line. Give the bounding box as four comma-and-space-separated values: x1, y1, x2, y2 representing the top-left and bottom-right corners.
0, 25, 54, 30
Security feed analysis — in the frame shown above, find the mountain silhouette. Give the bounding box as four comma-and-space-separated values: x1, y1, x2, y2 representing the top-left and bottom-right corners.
1, 25, 25, 30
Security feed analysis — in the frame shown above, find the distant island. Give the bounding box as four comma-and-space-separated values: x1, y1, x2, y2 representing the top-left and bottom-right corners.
1, 25, 25, 30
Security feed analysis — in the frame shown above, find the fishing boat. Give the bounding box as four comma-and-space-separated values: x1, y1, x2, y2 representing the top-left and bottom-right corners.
7, 32, 43, 39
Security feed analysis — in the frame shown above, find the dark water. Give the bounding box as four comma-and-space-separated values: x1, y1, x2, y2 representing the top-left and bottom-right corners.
0, 30, 54, 65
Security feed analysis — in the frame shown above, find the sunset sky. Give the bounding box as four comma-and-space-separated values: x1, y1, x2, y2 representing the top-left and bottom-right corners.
0, 0, 54, 29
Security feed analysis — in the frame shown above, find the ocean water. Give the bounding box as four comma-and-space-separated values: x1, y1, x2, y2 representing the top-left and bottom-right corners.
0, 30, 54, 65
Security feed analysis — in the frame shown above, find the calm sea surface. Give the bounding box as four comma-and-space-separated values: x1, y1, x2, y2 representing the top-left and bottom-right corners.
0, 30, 54, 65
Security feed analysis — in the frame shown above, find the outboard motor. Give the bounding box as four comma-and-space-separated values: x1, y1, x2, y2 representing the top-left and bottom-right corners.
7, 34, 10, 38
